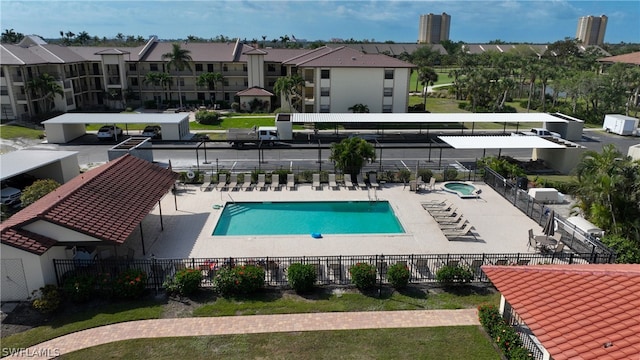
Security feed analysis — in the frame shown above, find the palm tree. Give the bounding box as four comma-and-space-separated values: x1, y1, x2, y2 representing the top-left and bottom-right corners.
162, 43, 193, 109
1, 28, 23, 43
75, 31, 90, 45
196, 72, 223, 105
329, 137, 376, 180
144, 72, 162, 108
417, 67, 438, 109
274, 75, 303, 111
348, 104, 369, 113
25, 73, 64, 113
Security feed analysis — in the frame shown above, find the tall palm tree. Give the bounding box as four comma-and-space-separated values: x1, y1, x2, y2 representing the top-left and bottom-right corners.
348, 104, 369, 113
144, 72, 162, 108
274, 75, 303, 111
329, 137, 376, 180
417, 67, 438, 109
162, 43, 193, 109
25, 73, 64, 113
196, 72, 223, 105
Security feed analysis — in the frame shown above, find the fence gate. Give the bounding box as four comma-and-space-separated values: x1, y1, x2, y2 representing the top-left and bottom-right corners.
1, 259, 29, 301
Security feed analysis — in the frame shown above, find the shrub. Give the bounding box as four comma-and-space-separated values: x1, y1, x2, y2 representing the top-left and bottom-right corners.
435, 265, 473, 285
195, 110, 220, 125
349, 262, 377, 290
213, 265, 265, 297
478, 304, 531, 359
62, 273, 96, 303
387, 262, 411, 289
287, 263, 317, 293
31, 285, 62, 314
417, 169, 433, 182
164, 268, 203, 296
443, 168, 458, 181
397, 169, 411, 183
112, 269, 147, 299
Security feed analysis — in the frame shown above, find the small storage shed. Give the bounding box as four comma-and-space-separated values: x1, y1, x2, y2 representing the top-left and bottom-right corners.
527, 188, 559, 203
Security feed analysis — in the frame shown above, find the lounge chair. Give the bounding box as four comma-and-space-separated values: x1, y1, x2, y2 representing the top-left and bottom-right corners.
553, 241, 565, 254
312, 173, 322, 190
428, 207, 457, 217
344, 174, 354, 189
415, 259, 432, 279
256, 174, 266, 191
215, 174, 227, 191
421, 200, 448, 208
287, 173, 296, 190
328, 174, 338, 190
439, 219, 469, 230
200, 172, 213, 191
443, 223, 475, 239
228, 173, 238, 191
427, 177, 436, 191
270, 174, 280, 190
241, 173, 252, 191
356, 174, 367, 189
435, 212, 464, 224
369, 173, 379, 188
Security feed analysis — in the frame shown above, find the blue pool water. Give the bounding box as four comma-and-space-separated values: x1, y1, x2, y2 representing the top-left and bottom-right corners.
213, 201, 405, 236
443, 182, 479, 198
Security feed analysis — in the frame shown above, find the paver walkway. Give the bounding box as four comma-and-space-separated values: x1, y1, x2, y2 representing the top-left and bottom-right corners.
8, 309, 479, 359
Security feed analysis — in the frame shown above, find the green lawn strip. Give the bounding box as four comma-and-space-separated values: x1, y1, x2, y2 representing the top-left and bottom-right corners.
1, 299, 163, 350
193, 289, 500, 317
59, 327, 499, 360
0, 125, 44, 139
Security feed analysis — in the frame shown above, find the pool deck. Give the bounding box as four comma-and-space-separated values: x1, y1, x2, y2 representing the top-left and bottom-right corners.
133, 181, 543, 259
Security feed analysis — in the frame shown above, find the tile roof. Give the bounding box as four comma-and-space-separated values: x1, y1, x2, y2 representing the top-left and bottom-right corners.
597, 51, 640, 66
482, 264, 640, 360
236, 86, 273, 97
1, 154, 178, 255
283, 46, 414, 68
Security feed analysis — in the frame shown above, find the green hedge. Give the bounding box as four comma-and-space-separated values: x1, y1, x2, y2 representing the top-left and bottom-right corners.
478, 304, 532, 359
349, 263, 377, 290
287, 263, 317, 293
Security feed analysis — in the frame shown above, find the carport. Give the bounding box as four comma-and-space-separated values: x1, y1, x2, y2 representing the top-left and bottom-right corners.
0, 150, 79, 184
42, 113, 190, 143
438, 135, 585, 174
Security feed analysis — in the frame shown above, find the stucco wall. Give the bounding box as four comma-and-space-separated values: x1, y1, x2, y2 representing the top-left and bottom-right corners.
0, 244, 65, 301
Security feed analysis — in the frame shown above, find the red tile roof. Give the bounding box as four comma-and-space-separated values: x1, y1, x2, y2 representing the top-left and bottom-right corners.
482, 264, 640, 360
1, 155, 178, 255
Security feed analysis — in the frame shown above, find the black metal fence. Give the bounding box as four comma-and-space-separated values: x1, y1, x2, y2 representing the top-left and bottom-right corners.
482, 167, 615, 263
503, 302, 546, 360
54, 251, 600, 291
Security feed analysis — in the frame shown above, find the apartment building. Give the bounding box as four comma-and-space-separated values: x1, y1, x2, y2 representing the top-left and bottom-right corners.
0, 36, 414, 121
418, 13, 451, 44
576, 15, 607, 46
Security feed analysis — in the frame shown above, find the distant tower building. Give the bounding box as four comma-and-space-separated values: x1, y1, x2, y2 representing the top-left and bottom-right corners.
576, 15, 607, 45
418, 13, 451, 44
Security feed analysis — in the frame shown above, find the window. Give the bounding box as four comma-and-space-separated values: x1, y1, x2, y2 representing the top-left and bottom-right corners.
383, 87, 393, 97
267, 64, 276, 72
382, 105, 392, 113
131, 78, 138, 86
268, 80, 275, 87
150, 64, 158, 71
207, 64, 214, 72
197, 92, 205, 100
129, 64, 137, 71
223, 79, 229, 86
320, 87, 330, 97
243, 64, 247, 72
321, 69, 330, 79
244, 80, 248, 86
320, 104, 330, 113
0, 86, 8, 95
195, 64, 203, 72
179, 79, 185, 86
223, 65, 228, 72
384, 70, 394, 79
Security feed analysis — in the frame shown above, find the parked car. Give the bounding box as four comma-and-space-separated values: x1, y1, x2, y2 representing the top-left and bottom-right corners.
1, 186, 22, 206
97, 125, 123, 140
141, 125, 161, 139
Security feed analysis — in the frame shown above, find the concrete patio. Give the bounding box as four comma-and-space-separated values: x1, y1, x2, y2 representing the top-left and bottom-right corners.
127, 180, 543, 260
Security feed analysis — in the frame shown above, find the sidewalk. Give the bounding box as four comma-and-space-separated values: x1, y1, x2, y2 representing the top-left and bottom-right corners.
8, 309, 478, 359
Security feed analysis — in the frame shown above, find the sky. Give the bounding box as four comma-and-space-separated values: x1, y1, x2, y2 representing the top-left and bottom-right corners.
1, 0, 639, 44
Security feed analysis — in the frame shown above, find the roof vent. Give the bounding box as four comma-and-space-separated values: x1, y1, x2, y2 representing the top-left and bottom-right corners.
352, 57, 356, 60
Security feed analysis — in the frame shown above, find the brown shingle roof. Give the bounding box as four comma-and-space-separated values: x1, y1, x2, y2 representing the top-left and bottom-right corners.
598, 51, 640, 66
1, 154, 178, 254
482, 264, 640, 360
236, 86, 273, 97
283, 46, 414, 68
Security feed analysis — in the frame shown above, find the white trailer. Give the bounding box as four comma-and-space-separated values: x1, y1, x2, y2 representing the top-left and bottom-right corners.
603, 114, 639, 136
527, 188, 560, 203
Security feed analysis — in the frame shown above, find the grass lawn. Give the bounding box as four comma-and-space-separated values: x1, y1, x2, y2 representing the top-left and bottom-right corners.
60, 327, 499, 360
0, 124, 44, 139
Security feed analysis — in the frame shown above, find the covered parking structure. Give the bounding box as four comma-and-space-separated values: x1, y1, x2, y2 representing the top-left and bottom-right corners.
283, 112, 585, 141
438, 135, 586, 174
0, 150, 79, 185
42, 113, 191, 143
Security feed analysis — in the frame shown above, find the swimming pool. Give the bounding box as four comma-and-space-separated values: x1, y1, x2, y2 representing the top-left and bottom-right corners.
442, 182, 480, 198
213, 201, 405, 236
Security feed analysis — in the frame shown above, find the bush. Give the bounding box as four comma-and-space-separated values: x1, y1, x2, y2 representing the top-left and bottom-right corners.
287, 263, 317, 293
478, 304, 531, 359
31, 285, 62, 314
417, 169, 433, 182
398, 169, 411, 183
62, 273, 96, 303
195, 110, 220, 125
443, 168, 458, 181
349, 263, 377, 290
164, 268, 203, 296
435, 265, 473, 285
213, 265, 265, 297
112, 269, 147, 299
387, 262, 411, 289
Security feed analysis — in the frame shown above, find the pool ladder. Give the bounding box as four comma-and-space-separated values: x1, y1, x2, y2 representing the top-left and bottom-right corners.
368, 187, 378, 202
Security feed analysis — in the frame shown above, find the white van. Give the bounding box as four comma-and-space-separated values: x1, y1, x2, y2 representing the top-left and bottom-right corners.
1, 187, 22, 206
